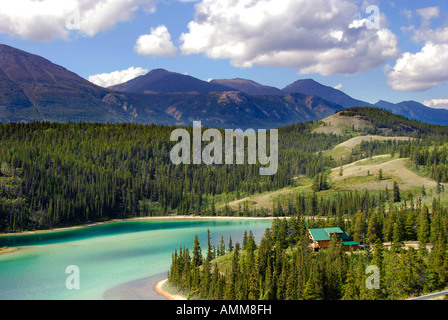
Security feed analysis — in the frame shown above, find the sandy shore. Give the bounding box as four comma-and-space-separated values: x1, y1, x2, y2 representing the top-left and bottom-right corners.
103, 274, 167, 300
103, 274, 187, 300
154, 279, 187, 301
0, 247, 20, 256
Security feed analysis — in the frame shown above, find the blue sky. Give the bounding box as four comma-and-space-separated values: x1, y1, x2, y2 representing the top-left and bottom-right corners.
1, 0, 448, 107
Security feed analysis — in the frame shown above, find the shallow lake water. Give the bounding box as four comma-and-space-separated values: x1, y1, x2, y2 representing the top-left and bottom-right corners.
0, 218, 273, 300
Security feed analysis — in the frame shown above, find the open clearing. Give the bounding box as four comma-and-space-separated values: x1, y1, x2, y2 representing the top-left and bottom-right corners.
325, 135, 413, 160
219, 181, 313, 212
312, 113, 372, 136
331, 155, 437, 191
220, 187, 304, 211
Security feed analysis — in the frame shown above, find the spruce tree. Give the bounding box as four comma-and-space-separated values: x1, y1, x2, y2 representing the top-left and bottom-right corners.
192, 234, 202, 268
393, 181, 401, 203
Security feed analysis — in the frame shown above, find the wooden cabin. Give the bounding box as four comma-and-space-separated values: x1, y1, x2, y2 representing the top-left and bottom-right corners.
308, 227, 359, 252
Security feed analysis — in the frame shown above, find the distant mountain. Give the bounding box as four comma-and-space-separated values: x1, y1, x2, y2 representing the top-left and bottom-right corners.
0, 43, 143, 123
375, 100, 448, 126
3, 43, 448, 129
0, 44, 345, 128
210, 78, 285, 96
107, 91, 343, 129
283, 79, 372, 108
110, 69, 234, 94
283, 79, 448, 126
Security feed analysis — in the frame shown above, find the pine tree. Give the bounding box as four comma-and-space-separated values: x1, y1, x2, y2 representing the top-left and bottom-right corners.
228, 236, 234, 253
393, 181, 401, 203
206, 229, 213, 261
192, 234, 202, 268
404, 210, 416, 241
226, 242, 240, 300
353, 210, 366, 244
242, 230, 248, 250
342, 264, 359, 300
417, 205, 430, 245
219, 235, 226, 256
366, 213, 379, 245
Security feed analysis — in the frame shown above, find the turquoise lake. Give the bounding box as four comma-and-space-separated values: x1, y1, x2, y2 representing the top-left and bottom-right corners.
0, 218, 273, 300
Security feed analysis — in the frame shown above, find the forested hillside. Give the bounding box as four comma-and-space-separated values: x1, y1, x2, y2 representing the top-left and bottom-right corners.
1, 107, 447, 233
0, 121, 341, 232
165, 107, 448, 301
168, 211, 448, 300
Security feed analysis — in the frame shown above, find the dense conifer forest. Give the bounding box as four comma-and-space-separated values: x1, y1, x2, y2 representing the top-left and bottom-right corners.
2, 106, 448, 299
168, 212, 448, 300
0, 121, 341, 232
0, 106, 447, 236
167, 107, 448, 300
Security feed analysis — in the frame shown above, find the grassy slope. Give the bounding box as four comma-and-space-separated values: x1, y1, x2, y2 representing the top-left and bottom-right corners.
220, 111, 445, 212
324, 136, 413, 160
331, 155, 437, 191
221, 155, 439, 214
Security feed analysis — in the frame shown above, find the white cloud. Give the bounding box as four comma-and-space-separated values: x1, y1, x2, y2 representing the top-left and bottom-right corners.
179, 0, 399, 76
423, 99, 448, 110
387, 6, 448, 92
334, 83, 343, 90
134, 25, 178, 57
0, 0, 156, 41
386, 42, 448, 91
400, 9, 412, 20
409, 6, 448, 44
89, 67, 149, 88
416, 7, 439, 25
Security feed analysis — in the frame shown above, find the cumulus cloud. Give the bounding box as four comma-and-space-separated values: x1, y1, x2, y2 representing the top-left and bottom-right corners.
386, 5, 448, 92
0, 0, 156, 41
423, 99, 448, 110
386, 42, 448, 91
134, 25, 178, 57
411, 7, 448, 44
89, 67, 149, 88
179, 0, 399, 76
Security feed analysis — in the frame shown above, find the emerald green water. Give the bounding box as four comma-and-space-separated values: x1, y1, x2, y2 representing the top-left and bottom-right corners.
0, 219, 272, 300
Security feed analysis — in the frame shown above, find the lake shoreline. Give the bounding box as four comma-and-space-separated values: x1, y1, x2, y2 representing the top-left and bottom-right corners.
154, 279, 187, 301
1, 216, 275, 299
0, 215, 275, 238
0, 246, 20, 256
103, 273, 168, 300
103, 273, 188, 300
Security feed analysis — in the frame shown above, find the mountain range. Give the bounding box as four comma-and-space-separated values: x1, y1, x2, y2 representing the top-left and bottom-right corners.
1, 43, 448, 128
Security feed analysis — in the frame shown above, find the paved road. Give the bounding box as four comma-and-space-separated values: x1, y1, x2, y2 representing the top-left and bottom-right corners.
408, 290, 448, 300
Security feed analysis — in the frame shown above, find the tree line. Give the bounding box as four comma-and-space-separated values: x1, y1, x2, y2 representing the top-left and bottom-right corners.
0, 121, 341, 232
1, 107, 447, 232
168, 215, 448, 300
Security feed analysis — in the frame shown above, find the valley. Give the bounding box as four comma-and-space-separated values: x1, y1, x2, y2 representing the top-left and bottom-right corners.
1, 44, 448, 302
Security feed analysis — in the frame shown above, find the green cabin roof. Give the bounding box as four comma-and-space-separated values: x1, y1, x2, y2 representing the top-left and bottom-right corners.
343, 241, 360, 246
309, 227, 351, 241
325, 227, 344, 234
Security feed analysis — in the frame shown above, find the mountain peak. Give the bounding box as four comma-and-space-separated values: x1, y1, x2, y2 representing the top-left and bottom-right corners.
0, 43, 124, 123
110, 68, 234, 94
283, 78, 372, 108
210, 78, 285, 95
